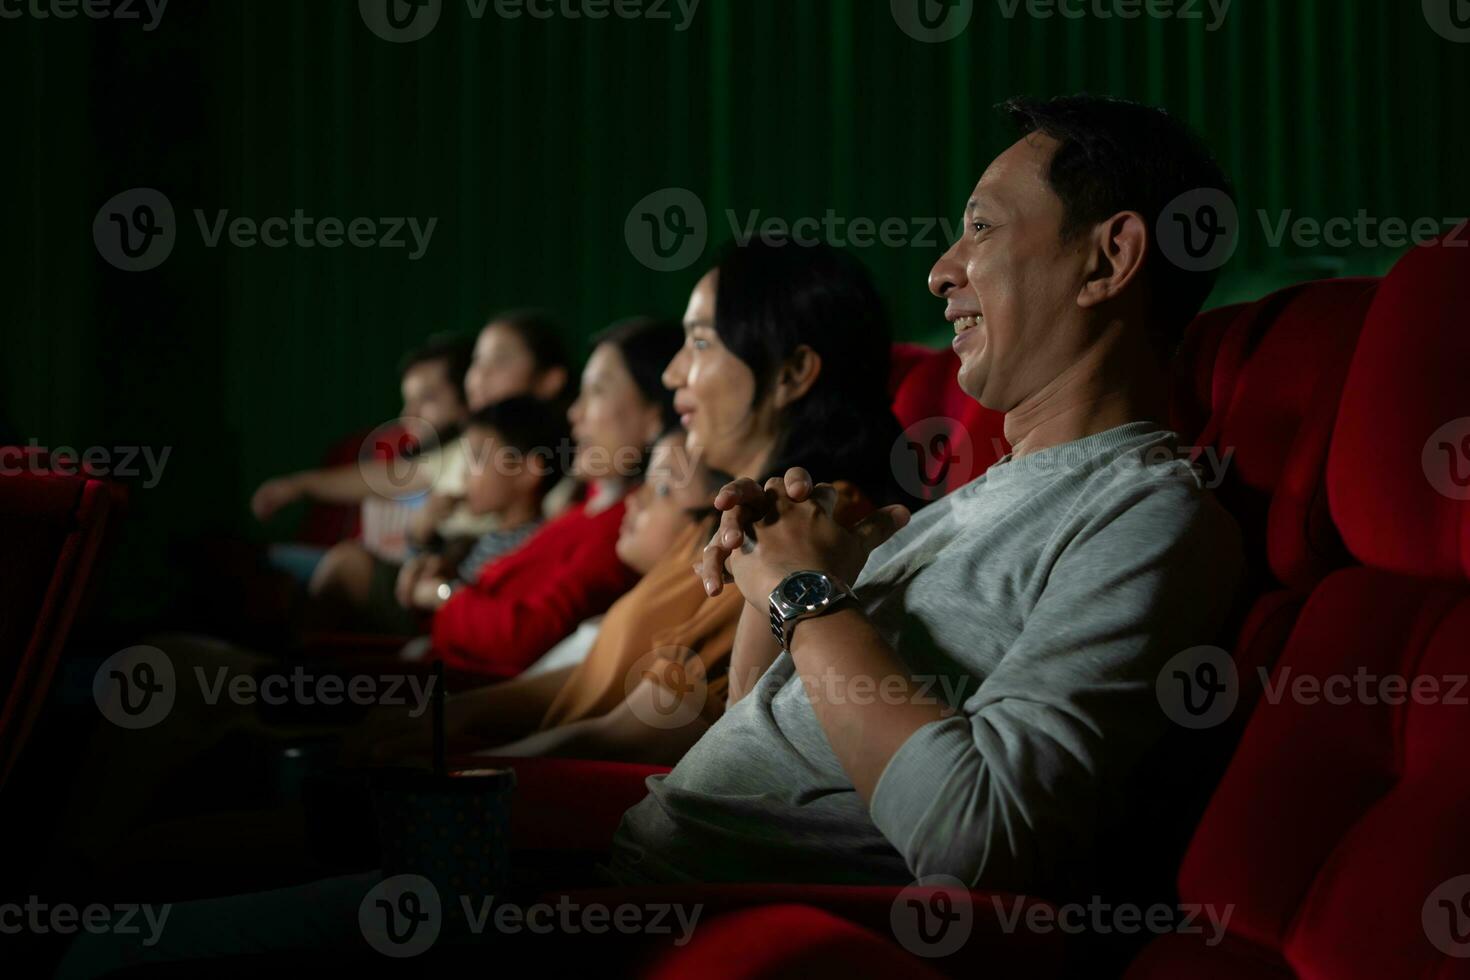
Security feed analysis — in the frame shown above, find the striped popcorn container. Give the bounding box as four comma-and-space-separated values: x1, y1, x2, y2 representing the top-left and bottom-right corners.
360, 492, 428, 563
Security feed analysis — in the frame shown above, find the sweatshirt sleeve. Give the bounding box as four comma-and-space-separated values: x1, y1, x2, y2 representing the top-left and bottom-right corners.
431, 509, 636, 679
866, 473, 1243, 889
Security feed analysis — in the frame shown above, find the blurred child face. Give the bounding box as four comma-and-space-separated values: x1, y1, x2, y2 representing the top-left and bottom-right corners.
464, 322, 541, 412
462, 425, 541, 516
615, 434, 710, 575
401, 359, 468, 437
567, 342, 665, 482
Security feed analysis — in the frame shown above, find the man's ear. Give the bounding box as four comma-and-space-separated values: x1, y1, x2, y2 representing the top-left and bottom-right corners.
1077, 211, 1147, 310
771, 344, 822, 410
532, 366, 569, 401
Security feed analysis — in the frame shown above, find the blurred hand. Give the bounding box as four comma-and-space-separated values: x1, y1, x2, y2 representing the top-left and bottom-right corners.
395, 555, 426, 608
251, 476, 302, 522
409, 493, 461, 546
395, 554, 445, 608
411, 576, 452, 611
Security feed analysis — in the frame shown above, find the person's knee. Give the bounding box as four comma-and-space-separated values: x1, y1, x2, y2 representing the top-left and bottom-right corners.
309, 541, 372, 601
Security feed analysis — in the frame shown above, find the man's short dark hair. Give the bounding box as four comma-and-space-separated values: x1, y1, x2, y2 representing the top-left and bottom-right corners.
465, 395, 569, 495
1000, 94, 1233, 351
399, 333, 474, 405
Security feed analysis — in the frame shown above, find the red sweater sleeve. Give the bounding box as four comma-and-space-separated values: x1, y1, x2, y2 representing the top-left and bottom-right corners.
430, 501, 638, 679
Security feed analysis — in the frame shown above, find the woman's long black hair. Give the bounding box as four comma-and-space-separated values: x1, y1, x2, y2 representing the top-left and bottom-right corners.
712, 235, 906, 507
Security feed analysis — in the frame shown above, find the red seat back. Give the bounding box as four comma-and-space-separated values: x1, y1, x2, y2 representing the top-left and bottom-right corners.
0, 471, 114, 790
1170, 279, 1381, 722
889, 343, 1009, 498
1191, 278, 1379, 593
1131, 222, 1470, 979
1169, 301, 1246, 443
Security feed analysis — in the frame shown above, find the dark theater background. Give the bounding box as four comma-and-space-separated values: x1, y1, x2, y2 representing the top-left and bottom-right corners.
1, 0, 1468, 975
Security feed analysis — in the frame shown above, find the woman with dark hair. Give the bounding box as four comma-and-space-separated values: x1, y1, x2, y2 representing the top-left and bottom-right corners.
688, 234, 903, 501
53, 244, 908, 973
423, 316, 684, 677
365, 237, 906, 766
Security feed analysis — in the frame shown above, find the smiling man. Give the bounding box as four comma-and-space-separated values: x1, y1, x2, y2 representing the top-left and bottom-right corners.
608, 95, 1245, 898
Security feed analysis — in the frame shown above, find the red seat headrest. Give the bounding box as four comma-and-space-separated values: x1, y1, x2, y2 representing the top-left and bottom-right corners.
1174, 280, 1378, 594
1328, 221, 1470, 580
889, 345, 1009, 499
1168, 302, 1245, 443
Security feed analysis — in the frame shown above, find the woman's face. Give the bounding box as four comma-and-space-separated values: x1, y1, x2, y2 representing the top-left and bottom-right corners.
661, 270, 774, 476
615, 435, 710, 575
464, 322, 539, 412
567, 342, 664, 482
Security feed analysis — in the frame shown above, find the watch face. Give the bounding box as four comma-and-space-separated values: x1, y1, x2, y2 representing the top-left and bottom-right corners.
781, 572, 831, 609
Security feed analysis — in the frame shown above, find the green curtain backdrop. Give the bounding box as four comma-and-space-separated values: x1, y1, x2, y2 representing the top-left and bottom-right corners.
2, 0, 1465, 619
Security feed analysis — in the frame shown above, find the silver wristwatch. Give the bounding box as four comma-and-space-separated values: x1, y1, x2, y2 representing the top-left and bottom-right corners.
768, 570, 854, 651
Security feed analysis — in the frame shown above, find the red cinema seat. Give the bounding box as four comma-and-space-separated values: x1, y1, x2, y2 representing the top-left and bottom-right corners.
559, 883, 1065, 978
1128, 222, 1470, 979
641, 904, 951, 980
1194, 278, 1380, 593
0, 470, 115, 791
1169, 301, 1246, 443
889, 344, 1009, 499
1176, 278, 1381, 720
